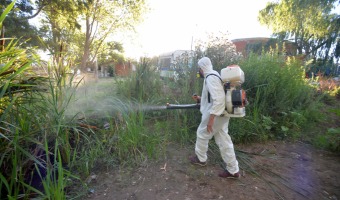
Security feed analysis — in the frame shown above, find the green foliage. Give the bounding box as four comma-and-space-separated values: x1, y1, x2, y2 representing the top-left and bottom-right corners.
38, 0, 83, 56
65, 75, 171, 172
115, 58, 163, 101
75, 0, 147, 70
306, 58, 339, 77
0, 7, 82, 196
242, 51, 314, 114
107, 64, 115, 77
258, 0, 340, 60
0, 2, 46, 113
313, 128, 340, 152
165, 109, 200, 144
97, 42, 125, 66
114, 110, 164, 164
0, 62, 80, 200
0, 0, 40, 47
0, 45, 41, 112
324, 82, 340, 101
195, 32, 243, 71
229, 117, 268, 143
329, 108, 340, 117
0, 0, 16, 28
226, 50, 317, 142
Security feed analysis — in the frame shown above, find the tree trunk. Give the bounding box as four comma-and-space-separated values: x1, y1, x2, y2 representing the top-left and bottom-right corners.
94, 57, 98, 83
80, 17, 92, 71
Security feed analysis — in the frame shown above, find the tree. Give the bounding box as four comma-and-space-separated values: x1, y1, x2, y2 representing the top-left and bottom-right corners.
38, 0, 83, 63
2, 0, 147, 69
194, 32, 243, 71
258, 0, 340, 62
79, 0, 147, 71
0, 0, 40, 47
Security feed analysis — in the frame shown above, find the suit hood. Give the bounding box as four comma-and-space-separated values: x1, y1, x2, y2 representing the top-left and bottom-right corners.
198, 57, 214, 75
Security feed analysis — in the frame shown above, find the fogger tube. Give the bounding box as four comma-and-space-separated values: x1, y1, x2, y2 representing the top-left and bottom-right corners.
166, 103, 200, 110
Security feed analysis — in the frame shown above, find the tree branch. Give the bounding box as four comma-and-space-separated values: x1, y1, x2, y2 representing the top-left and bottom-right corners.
21, 1, 50, 20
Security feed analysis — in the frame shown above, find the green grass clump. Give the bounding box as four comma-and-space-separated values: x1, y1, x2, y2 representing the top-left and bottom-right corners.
1, 5, 82, 196
313, 128, 340, 152
228, 51, 317, 142
115, 58, 163, 101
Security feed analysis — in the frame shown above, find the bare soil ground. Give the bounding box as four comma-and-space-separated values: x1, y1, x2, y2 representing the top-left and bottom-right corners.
85, 140, 340, 200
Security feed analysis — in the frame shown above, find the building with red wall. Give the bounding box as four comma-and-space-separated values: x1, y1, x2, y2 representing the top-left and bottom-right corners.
232, 37, 297, 57
116, 61, 136, 76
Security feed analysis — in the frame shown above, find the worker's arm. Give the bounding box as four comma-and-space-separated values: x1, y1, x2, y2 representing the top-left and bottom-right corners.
207, 114, 215, 133
206, 75, 225, 116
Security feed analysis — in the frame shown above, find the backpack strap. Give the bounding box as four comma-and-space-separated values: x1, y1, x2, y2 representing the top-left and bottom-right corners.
205, 73, 223, 103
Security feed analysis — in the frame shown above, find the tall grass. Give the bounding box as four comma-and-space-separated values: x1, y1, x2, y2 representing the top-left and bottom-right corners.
0, 58, 81, 199
0, 3, 57, 197
230, 51, 318, 142
1, 8, 82, 196
66, 75, 169, 173
115, 58, 163, 101
163, 59, 202, 144
114, 57, 201, 145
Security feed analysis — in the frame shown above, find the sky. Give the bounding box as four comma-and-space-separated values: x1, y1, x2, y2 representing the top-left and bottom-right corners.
120, 0, 273, 59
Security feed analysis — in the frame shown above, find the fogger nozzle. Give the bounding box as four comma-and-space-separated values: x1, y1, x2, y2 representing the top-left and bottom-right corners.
166, 103, 200, 110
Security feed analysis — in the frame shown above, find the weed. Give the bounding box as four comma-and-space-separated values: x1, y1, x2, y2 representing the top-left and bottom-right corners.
313, 128, 340, 152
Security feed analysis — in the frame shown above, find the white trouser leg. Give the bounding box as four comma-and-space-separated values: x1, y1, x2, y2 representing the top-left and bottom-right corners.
214, 117, 239, 174
195, 114, 213, 162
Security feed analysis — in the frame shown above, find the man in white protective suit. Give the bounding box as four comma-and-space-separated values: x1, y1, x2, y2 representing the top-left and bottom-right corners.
190, 57, 240, 178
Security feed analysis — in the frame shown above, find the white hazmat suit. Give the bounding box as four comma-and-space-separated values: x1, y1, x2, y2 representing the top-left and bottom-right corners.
195, 57, 239, 175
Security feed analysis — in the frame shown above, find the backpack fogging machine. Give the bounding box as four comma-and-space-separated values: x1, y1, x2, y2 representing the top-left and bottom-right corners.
166, 65, 247, 118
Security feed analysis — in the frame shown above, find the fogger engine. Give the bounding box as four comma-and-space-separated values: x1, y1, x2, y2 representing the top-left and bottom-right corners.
221, 65, 247, 118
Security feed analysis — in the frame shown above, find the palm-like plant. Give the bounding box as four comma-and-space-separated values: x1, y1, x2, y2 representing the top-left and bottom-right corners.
0, 2, 70, 199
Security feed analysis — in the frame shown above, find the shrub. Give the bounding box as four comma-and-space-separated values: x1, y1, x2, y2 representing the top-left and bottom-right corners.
228, 50, 317, 141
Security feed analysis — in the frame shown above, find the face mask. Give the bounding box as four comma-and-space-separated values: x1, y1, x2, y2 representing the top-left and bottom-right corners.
197, 69, 204, 78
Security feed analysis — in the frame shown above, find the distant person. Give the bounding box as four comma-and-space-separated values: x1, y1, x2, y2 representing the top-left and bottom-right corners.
190, 57, 240, 178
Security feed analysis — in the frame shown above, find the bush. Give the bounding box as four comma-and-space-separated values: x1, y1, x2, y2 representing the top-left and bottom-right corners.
228, 51, 317, 141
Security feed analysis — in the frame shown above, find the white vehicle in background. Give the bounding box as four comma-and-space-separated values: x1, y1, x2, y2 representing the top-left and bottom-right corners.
158, 50, 195, 80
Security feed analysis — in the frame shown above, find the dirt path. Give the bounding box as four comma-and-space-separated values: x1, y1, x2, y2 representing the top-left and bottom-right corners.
85, 141, 340, 200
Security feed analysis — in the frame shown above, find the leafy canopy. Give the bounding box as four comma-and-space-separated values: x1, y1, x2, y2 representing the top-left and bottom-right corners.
258, 0, 340, 60
0, 0, 40, 47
